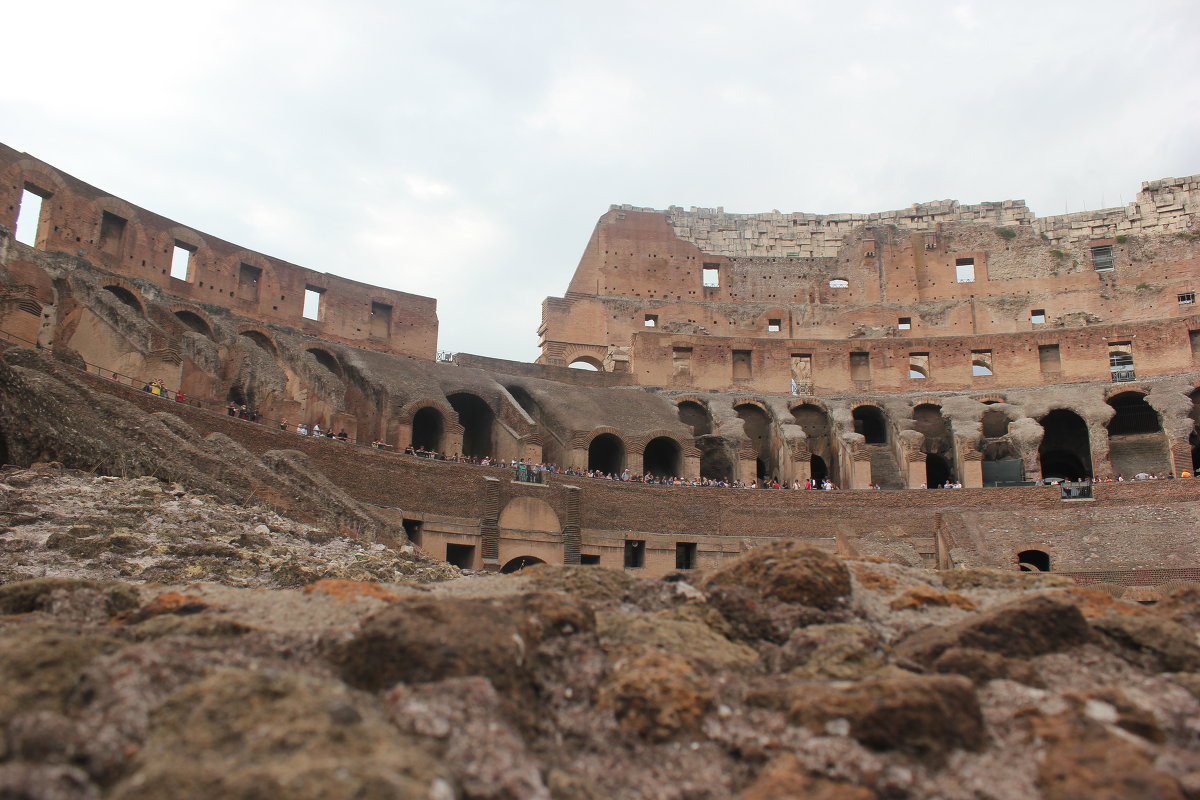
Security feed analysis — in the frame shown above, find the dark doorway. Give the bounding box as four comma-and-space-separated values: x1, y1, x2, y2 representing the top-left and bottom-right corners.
981, 409, 1009, 438
227, 385, 247, 406
675, 542, 697, 570
506, 385, 540, 418
791, 403, 830, 438
1106, 392, 1160, 435
411, 407, 444, 451
580, 554, 601, 565
1038, 409, 1092, 480
736, 403, 776, 479
103, 285, 142, 315
926, 454, 953, 487
810, 454, 828, 484
643, 437, 682, 478
447, 393, 494, 458
174, 310, 213, 339
402, 519, 422, 546
698, 437, 734, 481
0, 429, 8, 467
1018, 550, 1051, 572
445, 543, 475, 569
500, 555, 546, 574
623, 540, 645, 569
677, 401, 712, 436
853, 406, 888, 444
588, 433, 625, 474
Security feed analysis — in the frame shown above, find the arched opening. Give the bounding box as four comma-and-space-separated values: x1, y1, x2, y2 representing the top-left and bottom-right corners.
1017, 549, 1051, 572
447, 393, 494, 458
588, 433, 625, 474
791, 403, 829, 439
1189, 389, 1200, 470
174, 310, 213, 339
506, 385, 540, 418
735, 403, 777, 481
1105, 392, 1160, 435
239, 330, 276, 355
569, 357, 602, 371
1038, 409, 1092, 480
926, 454, 953, 487
643, 437, 682, 478
912, 404, 950, 449
500, 556, 546, 574
853, 406, 888, 444
227, 385, 247, 406
909, 366, 929, 379
981, 440, 1023, 486
103, 285, 142, 315
698, 438, 734, 481
810, 454, 828, 484
1106, 391, 1168, 477
677, 401, 712, 436
981, 409, 1009, 438
307, 348, 344, 378
411, 407, 444, 452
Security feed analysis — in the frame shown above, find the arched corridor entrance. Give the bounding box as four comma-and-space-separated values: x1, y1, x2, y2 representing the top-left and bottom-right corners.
736, 403, 778, 481
926, 454, 953, 487
588, 433, 625, 474
1039, 409, 1092, 480
677, 401, 712, 436
411, 407, 444, 451
853, 406, 888, 444
1106, 391, 1169, 477
1018, 550, 1051, 572
642, 437, 682, 478
500, 555, 547, 574
810, 454, 828, 484
698, 438, 734, 481
447, 393, 494, 458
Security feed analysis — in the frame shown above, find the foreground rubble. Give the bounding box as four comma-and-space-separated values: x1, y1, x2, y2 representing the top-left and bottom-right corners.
3, 468, 1200, 798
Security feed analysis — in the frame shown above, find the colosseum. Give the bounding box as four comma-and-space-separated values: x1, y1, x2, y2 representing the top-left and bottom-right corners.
2, 141, 1199, 590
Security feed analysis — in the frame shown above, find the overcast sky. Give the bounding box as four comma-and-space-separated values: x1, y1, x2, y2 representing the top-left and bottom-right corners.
4, 0, 1198, 362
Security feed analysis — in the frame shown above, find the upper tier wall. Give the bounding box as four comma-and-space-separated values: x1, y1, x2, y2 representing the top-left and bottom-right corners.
0, 143, 437, 359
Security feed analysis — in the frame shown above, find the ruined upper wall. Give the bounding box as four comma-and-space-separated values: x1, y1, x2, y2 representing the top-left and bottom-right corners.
650, 174, 1200, 258
0, 143, 437, 359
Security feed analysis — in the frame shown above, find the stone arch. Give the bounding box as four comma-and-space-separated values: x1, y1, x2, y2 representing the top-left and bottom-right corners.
587, 430, 626, 474
1106, 390, 1169, 477
642, 436, 683, 478
500, 556, 547, 574
498, 496, 561, 534
237, 327, 278, 356
972, 393, 1007, 405
981, 408, 1010, 438
101, 284, 144, 316
1189, 388, 1200, 470
734, 400, 778, 480
447, 392, 496, 458
1105, 390, 1161, 435
566, 350, 605, 371
809, 454, 829, 483
926, 453, 954, 486
171, 307, 215, 339
1017, 549, 1052, 572
411, 406, 445, 451
306, 347, 345, 378
790, 402, 831, 438
852, 405, 888, 445
1038, 408, 1092, 480
675, 396, 713, 436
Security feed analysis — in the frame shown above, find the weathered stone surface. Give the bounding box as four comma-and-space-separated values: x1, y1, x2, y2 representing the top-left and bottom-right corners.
932, 647, 1045, 687
701, 541, 851, 610
889, 583, 976, 611
596, 609, 758, 671
1093, 614, 1200, 672
108, 669, 445, 800
738, 755, 876, 800
940, 568, 1075, 591
330, 592, 593, 696
596, 651, 713, 742
894, 594, 1093, 665
788, 675, 985, 759
775, 623, 894, 681
0, 577, 139, 616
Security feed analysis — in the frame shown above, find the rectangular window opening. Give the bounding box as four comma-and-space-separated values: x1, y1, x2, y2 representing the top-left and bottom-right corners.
898, 317, 911, 330
702, 264, 720, 288
98, 211, 127, 255
767, 318, 782, 333
1092, 245, 1114, 272
909, 352, 930, 379
237, 263, 262, 301
849, 352, 871, 381
675, 542, 697, 570
971, 349, 994, 376
1179, 293, 1195, 306
955, 257, 976, 283
1109, 341, 1135, 382
644, 314, 658, 327
1031, 309, 1046, 324
445, 543, 475, 570
402, 519, 422, 547
1191, 330, 1200, 360
170, 242, 196, 281
1039, 344, 1061, 373
580, 554, 601, 565
14, 187, 48, 247
732, 349, 753, 380
672, 346, 692, 376
370, 301, 393, 338
303, 286, 325, 321
624, 540, 645, 569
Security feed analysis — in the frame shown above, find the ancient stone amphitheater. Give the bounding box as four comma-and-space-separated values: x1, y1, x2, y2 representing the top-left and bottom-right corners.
2, 142, 1199, 590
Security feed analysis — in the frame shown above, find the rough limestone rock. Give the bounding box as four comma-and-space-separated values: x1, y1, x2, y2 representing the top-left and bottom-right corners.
894, 594, 1093, 665
738, 755, 877, 800
1093, 613, 1200, 672
702, 540, 852, 609
596, 650, 714, 742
